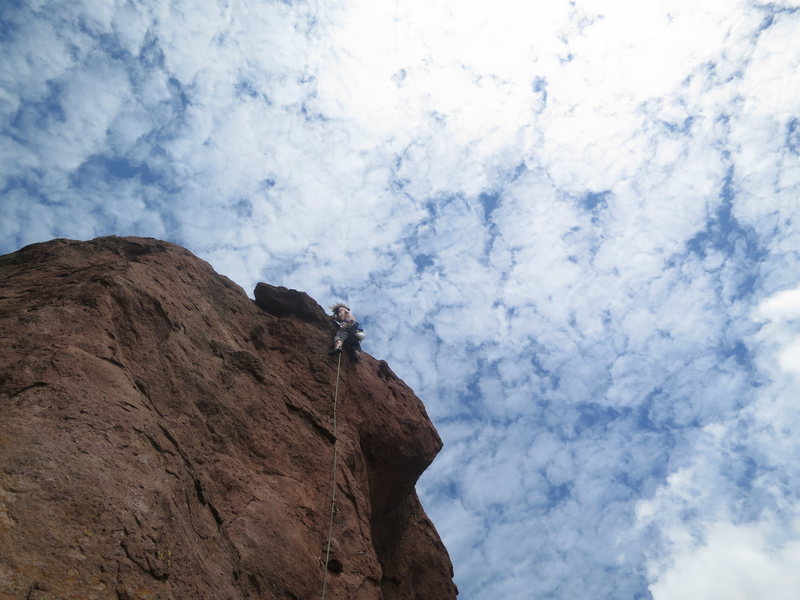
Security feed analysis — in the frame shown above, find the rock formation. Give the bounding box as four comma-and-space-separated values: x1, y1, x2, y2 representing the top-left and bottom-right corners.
0, 236, 457, 600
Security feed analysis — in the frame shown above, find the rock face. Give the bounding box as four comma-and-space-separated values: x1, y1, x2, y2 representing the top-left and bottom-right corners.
0, 237, 457, 600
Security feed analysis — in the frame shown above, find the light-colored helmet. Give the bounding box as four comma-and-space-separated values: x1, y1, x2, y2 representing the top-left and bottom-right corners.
330, 302, 350, 316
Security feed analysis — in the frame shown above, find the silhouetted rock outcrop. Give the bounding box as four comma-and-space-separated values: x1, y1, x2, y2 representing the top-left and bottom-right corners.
0, 236, 456, 599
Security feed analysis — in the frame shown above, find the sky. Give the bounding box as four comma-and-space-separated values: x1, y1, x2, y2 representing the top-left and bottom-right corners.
2, 1, 800, 598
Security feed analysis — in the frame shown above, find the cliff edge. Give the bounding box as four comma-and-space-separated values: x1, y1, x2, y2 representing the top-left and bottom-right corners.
0, 236, 457, 600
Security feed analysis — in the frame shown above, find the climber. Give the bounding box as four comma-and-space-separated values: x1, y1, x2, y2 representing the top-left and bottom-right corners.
329, 303, 365, 362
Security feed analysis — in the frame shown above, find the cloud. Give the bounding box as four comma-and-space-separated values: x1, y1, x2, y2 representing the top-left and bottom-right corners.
639, 285, 800, 598
650, 521, 800, 600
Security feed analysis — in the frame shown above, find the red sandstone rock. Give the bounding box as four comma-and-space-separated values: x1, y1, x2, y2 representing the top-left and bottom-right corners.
0, 236, 457, 600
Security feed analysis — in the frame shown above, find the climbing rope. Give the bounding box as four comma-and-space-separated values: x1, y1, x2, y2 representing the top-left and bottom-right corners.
321, 351, 342, 600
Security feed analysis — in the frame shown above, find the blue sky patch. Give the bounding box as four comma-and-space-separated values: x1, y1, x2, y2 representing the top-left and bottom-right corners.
581, 190, 610, 211
413, 253, 434, 271
786, 117, 800, 154
478, 191, 501, 220
686, 167, 763, 272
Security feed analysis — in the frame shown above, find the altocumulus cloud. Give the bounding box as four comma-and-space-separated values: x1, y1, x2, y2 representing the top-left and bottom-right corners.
2, 0, 800, 598
640, 286, 800, 600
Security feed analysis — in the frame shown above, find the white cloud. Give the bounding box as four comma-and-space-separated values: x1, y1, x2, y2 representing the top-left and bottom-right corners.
640, 285, 800, 597
651, 521, 800, 600
759, 287, 800, 320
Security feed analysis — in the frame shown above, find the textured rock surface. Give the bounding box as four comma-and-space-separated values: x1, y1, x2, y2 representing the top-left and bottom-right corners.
0, 236, 457, 600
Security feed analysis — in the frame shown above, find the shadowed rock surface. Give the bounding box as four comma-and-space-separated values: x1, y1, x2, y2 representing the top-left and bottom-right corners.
0, 236, 457, 600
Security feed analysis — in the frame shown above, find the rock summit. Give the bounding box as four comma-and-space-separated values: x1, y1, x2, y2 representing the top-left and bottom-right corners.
0, 236, 456, 600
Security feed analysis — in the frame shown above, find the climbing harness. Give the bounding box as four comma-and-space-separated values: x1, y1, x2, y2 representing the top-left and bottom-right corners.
321, 351, 342, 600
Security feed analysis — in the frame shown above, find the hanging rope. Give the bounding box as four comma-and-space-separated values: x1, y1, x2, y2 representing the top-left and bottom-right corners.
321, 351, 342, 600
